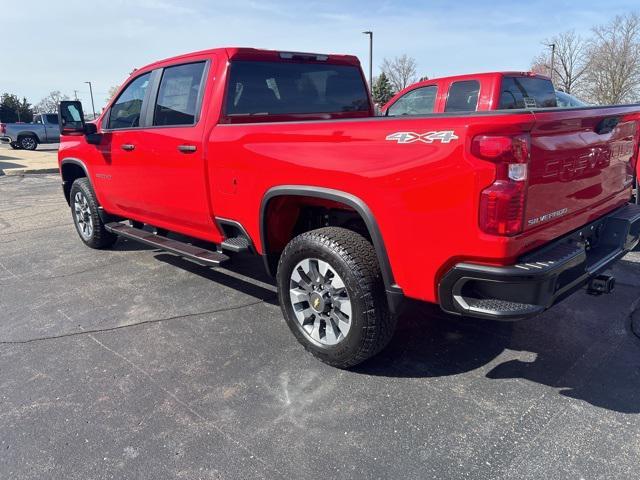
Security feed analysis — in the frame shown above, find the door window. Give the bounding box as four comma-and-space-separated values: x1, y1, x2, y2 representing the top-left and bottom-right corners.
45, 114, 59, 124
445, 80, 480, 112
108, 72, 151, 129
153, 62, 206, 126
387, 86, 437, 116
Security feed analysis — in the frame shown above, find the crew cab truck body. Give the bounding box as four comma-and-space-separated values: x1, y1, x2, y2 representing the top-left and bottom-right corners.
58, 48, 640, 367
1, 113, 60, 150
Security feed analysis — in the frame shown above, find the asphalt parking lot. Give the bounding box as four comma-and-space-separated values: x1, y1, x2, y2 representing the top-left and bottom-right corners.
1, 170, 640, 479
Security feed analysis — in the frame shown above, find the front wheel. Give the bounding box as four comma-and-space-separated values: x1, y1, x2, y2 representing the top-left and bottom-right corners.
277, 227, 396, 368
69, 178, 117, 249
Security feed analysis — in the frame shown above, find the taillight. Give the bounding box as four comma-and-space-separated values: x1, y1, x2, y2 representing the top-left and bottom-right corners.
0, 123, 5, 134
472, 134, 530, 236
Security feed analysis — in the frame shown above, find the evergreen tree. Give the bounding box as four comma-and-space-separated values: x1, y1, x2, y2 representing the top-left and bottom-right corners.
0, 93, 33, 122
372, 72, 395, 105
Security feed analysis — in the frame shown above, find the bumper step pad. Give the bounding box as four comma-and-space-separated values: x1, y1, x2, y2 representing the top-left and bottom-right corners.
439, 203, 640, 321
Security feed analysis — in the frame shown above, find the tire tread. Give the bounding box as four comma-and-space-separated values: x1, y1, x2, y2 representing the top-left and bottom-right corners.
278, 227, 396, 368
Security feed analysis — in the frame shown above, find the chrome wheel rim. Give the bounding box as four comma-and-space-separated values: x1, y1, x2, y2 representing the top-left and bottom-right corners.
21, 137, 35, 149
73, 191, 93, 239
289, 258, 352, 346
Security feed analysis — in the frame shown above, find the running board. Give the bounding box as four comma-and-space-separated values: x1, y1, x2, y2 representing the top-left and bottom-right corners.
105, 222, 229, 267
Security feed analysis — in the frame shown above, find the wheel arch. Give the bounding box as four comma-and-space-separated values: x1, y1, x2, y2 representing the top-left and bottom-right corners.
17, 131, 41, 143
60, 158, 91, 205
259, 186, 403, 311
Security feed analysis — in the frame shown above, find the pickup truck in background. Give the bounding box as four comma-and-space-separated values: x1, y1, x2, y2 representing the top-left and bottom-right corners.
0, 113, 60, 150
383, 71, 639, 204
382, 71, 564, 115
57, 48, 640, 368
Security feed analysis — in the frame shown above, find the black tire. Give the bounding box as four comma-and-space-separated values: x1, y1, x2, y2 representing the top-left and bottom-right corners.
18, 135, 38, 150
277, 227, 396, 368
9, 142, 21, 150
69, 178, 117, 249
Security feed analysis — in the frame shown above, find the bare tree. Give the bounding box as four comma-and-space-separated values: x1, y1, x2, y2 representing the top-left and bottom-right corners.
34, 91, 69, 113
381, 55, 418, 92
583, 13, 640, 105
530, 30, 589, 94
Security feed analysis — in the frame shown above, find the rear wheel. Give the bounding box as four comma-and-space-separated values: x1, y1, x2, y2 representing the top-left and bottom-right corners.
277, 227, 396, 368
18, 135, 37, 150
70, 178, 117, 249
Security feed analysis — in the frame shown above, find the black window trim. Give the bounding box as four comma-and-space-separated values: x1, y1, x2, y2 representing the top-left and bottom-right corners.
102, 59, 211, 132
444, 79, 480, 113
386, 84, 438, 117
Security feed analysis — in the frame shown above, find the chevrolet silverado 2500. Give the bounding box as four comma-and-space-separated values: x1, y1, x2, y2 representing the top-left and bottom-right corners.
57, 48, 640, 367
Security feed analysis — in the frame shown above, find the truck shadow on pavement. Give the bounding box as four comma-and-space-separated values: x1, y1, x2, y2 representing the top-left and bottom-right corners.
154, 252, 279, 305
354, 267, 640, 414
142, 248, 640, 414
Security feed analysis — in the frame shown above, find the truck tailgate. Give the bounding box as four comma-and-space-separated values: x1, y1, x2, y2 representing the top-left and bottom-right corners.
525, 106, 640, 233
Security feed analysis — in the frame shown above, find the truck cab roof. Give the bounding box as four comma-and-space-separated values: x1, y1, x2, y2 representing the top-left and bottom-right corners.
137, 47, 362, 74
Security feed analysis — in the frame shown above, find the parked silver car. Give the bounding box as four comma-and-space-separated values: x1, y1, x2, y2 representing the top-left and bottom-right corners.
0, 113, 60, 150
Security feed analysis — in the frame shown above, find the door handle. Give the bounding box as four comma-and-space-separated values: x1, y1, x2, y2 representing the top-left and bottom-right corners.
177, 145, 197, 153
121, 144, 135, 151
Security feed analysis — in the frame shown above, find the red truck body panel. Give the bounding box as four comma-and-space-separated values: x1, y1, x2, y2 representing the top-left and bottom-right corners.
58, 49, 640, 306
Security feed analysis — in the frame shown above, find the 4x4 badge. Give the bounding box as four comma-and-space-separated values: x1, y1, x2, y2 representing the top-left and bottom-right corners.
386, 131, 459, 144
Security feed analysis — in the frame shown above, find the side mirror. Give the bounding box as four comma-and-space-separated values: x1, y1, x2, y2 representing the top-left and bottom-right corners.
58, 100, 85, 135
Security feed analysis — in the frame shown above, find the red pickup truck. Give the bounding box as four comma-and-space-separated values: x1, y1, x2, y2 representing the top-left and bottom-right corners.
58, 48, 640, 368
382, 71, 561, 115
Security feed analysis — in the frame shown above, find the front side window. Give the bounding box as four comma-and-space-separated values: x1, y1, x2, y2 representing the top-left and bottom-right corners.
46, 114, 59, 125
225, 60, 370, 118
445, 80, 480, 112
498, 76, 557, 109
387, 86, 437, 116
153, 62, 206, 126
108, 72, 151, 129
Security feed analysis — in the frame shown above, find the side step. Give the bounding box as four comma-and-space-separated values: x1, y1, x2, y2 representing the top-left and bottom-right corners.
105, 222, 229, 267
220, 236, 251, 253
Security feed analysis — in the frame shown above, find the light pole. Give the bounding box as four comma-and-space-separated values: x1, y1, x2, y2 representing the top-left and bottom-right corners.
362, 31, 373, 93
84, 81, 96, 119
545, 43, 556, 85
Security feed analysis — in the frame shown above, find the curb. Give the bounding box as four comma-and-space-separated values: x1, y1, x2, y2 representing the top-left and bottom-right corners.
0, 168, 59, 176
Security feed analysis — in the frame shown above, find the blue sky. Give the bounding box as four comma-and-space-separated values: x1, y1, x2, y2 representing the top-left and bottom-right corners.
1, 0, 638, 110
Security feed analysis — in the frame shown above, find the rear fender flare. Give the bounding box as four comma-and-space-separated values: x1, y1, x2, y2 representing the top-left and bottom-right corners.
259, 185, 404, 311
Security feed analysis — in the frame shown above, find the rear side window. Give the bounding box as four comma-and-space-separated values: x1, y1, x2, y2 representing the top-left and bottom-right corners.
153, 62, 206, 126
225, 61, 370, 117
498, 76, 557, 109
108, 72, 151, 129
387, 86, 437, 116
445, 80, 480, 112
46, 114, 58, 124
